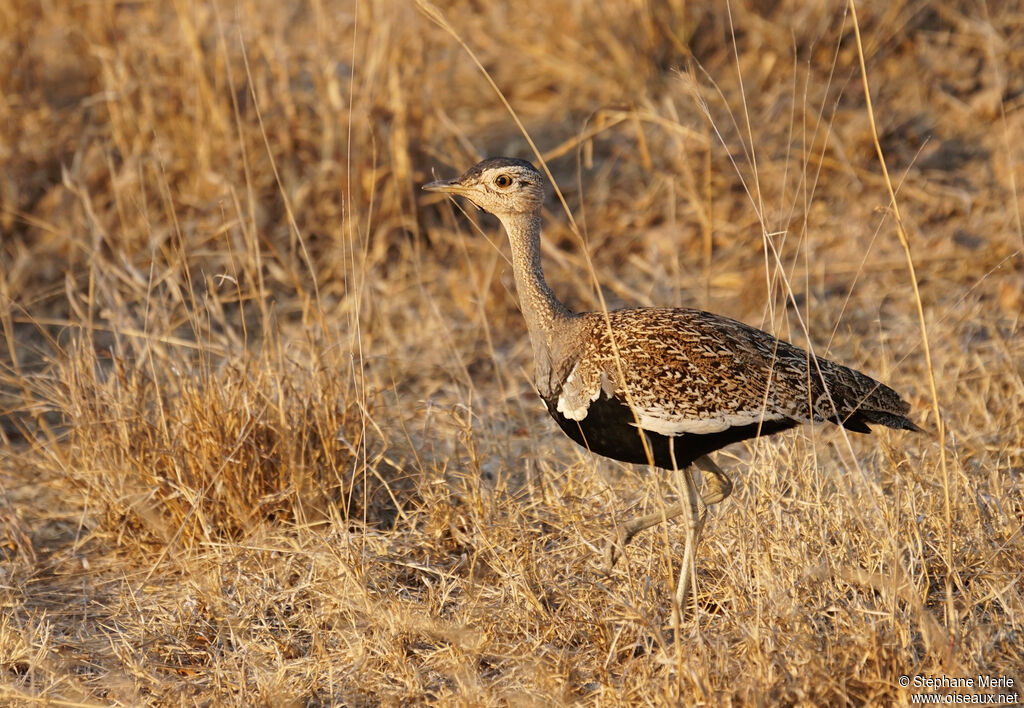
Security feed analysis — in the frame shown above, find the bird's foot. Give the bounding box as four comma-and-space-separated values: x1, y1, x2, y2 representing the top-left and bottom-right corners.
603, 538, 620, 573
602, 522, 636, 572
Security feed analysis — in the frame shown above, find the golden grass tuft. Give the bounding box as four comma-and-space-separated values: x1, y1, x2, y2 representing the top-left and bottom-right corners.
52, 340, 377, 548
1, 0, 1023, 704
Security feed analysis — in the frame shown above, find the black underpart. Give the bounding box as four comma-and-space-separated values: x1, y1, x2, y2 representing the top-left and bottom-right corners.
541, 392, 800, 471
843, 408, 921, 433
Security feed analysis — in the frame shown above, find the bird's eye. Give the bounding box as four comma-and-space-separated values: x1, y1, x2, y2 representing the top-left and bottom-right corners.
494, 174, 513, 188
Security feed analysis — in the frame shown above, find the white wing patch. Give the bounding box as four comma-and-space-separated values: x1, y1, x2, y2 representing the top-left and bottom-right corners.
555, 362, 601, 421
633, 408, 788, 436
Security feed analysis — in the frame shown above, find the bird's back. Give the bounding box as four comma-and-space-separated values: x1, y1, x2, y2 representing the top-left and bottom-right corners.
544, 307, 917, 468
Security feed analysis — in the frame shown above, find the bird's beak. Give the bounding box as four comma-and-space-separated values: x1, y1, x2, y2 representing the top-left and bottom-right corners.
422, 178, 465, 194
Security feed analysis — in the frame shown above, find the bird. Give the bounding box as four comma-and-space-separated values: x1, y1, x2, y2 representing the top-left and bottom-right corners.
423, 157, 919, 608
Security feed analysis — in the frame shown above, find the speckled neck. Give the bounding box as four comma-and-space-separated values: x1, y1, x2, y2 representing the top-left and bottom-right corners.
497, 209, 574, 392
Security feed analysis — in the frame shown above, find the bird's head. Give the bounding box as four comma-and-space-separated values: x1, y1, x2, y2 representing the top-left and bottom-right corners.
423, 157, 545, 218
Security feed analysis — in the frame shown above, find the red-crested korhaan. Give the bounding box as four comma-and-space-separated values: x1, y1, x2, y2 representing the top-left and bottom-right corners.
424, 157, 919, 607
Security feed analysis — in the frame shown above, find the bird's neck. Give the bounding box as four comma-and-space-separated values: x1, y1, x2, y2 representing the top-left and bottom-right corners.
499, 210, 574, 388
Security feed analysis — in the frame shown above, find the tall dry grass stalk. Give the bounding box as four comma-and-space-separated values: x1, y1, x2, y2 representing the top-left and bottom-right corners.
1, 0, 1021, 704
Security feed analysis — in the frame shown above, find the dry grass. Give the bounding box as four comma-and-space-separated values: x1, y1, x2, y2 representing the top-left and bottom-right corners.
1, 0, 1022, 704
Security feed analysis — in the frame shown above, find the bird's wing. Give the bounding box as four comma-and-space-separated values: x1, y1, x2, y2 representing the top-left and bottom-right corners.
556, 308, 911, 434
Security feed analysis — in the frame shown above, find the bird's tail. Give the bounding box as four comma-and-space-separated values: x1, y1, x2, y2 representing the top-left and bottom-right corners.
842, 406, 922, 433
812, 358, 921, 434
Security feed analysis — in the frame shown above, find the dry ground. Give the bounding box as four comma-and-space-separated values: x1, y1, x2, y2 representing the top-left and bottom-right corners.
1, 0, 1022, 705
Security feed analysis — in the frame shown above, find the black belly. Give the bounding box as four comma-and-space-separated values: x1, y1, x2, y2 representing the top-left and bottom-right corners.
541, 392, 798, 470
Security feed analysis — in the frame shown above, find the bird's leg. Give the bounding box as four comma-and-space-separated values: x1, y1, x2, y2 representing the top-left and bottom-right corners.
603, 454, 731, 569
605, 500, 681, 570
673, 463, 706, 610
694, 454, 732, 505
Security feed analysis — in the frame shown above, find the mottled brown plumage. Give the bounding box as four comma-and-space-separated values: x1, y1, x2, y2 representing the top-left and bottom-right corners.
558, 307, 916, 437
424, 157, 919, 608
